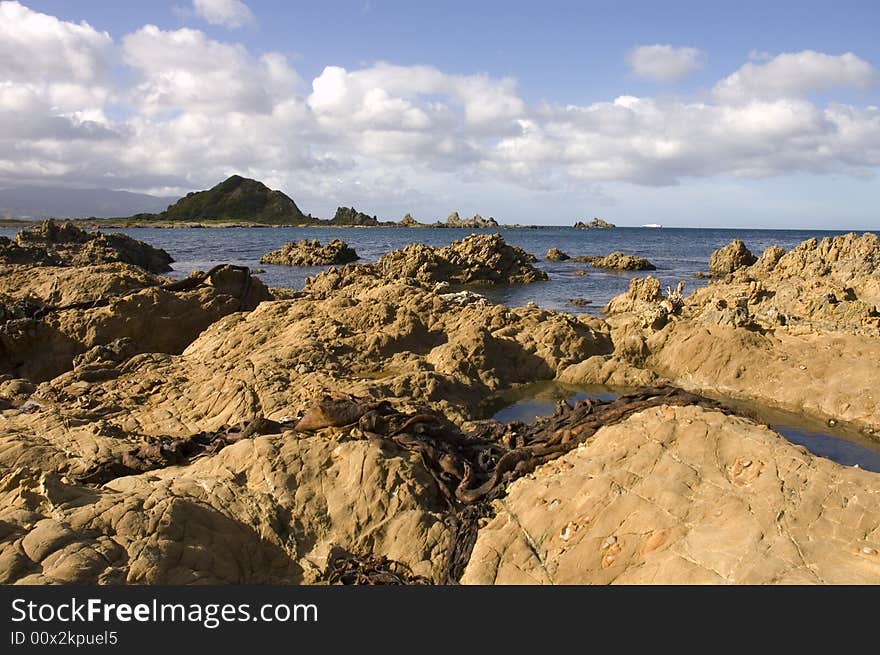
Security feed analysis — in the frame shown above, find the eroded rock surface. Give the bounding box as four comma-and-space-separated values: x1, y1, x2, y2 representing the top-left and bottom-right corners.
0, 264, 271, 382
260, 239, 359, 266
1, 220, 173, 273
580, 252, 656, 271
708, 239, 757, 276
603, 232, 880, 432
462, 404, 880, 584
368, 233, 546, 285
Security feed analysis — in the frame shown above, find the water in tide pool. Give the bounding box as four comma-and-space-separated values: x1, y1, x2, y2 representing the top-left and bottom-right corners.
3, 225, 875, 314
488, 382, 880, 473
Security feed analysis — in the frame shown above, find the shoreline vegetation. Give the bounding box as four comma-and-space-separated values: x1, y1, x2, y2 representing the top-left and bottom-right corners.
1, 214, 880, 585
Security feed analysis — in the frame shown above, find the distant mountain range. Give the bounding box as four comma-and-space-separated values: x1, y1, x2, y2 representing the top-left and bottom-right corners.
0, 186, 177, 220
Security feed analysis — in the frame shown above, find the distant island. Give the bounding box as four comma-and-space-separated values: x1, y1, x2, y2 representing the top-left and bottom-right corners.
574, 217, 615, 229
0, 175, 545, 229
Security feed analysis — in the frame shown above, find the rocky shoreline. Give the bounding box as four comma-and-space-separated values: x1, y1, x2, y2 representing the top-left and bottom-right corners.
0, 220, 878, 584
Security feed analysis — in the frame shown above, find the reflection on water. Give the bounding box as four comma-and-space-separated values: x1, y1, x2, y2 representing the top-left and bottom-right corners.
488, 382, 880, 473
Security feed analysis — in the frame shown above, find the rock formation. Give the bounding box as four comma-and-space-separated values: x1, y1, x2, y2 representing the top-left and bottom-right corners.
399, 213, 424, 227
576, 251, 656, 271
3, 226, 880, 587
545, 248, 570, 261
1, 220, 173, 273
368, 233, 546, 285
330, 206, 380, 226
599, 232, 880, 433
574, 218, 615, 229
439, 213, 500, 228
260, 239, 359, 266
708, 239, 757, 276
0, 263, 271, 382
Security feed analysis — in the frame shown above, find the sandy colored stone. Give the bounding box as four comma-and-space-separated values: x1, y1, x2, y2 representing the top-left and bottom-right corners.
0, 429, 449, 584
260, 239, 358, 266
1, 220, 173, 273
0, 264, 272, 382
462, 405, 880, 584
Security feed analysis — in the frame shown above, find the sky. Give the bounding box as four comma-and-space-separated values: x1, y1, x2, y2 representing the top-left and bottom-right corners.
2, 0, 879, 228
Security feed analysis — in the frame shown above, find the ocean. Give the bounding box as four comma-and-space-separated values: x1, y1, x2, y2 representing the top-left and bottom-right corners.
2, 225, 876, 314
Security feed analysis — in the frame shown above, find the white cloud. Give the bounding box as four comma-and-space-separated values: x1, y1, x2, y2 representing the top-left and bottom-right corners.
123, 26, 300, 115
714, 50, 877, 102
1, 2, 879, 217
627, 44, 705, 83
192, 0, 254, 29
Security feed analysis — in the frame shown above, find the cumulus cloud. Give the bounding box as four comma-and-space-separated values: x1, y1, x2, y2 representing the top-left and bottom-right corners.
123, 25, 300, 115
192, 0, 254, 29
1, 1, 879, 211
627, 44, 705, 83
714, 50, 877, 102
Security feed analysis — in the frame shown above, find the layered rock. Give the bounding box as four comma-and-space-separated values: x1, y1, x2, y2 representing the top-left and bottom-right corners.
260, 239, 359, 266
1, 220, 173, 273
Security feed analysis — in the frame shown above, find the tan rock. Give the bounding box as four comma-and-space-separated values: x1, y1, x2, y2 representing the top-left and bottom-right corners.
462, 405, 880, 584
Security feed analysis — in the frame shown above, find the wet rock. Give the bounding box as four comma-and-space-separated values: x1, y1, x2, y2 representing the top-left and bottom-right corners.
708, 240, 757, 276
260, 239, 359, 266
1, 220, 173, 273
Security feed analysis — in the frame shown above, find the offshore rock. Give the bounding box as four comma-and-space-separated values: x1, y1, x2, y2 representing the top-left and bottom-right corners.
330, 206, 379, 226
574, 218, 615, 229
580, 252, 656, 271
369, 233, 547, 285
260, 239, 359, 266
545, 248, 570, 261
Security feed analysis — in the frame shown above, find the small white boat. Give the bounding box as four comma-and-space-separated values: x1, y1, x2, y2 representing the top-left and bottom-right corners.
642, 223, 663, 228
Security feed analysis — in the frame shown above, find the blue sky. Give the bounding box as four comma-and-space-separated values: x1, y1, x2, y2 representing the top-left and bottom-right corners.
3, 0, 880, 228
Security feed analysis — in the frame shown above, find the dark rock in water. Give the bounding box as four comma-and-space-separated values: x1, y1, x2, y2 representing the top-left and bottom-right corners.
545, 247, 570, 261
331, 206, 380, 226
1, 220, 173, 273
574, 218, 615, 229
260, 239, 359, 266
568, 298, 592, 307
575, 251, 656, 271
157, 175, 313, 225
708, 240, 757, 276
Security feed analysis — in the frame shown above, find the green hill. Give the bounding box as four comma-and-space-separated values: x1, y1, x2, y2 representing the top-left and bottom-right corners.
158, 175, 316, 225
